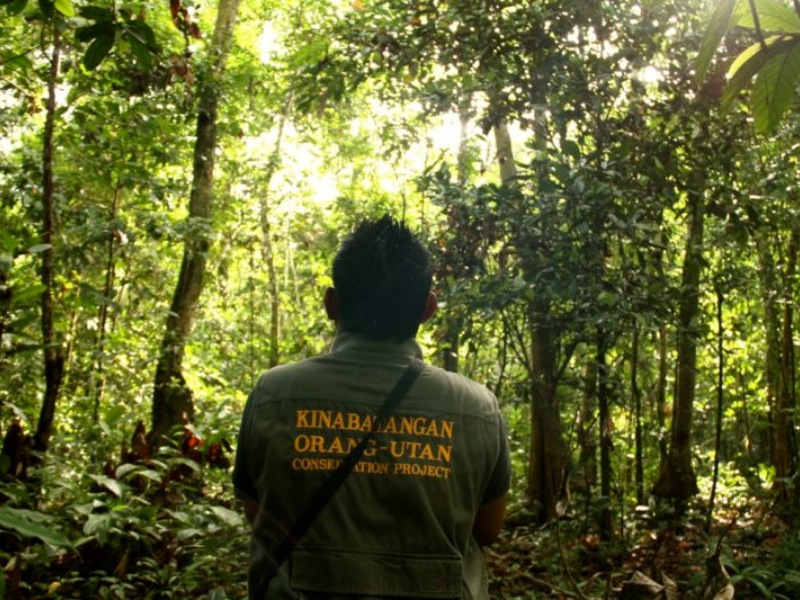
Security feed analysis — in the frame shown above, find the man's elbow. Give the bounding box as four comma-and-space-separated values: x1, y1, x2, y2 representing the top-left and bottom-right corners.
472, 493, 507, 546
242, 498, 259, 524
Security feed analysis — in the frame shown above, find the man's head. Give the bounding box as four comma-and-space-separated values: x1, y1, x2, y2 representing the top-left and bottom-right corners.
326, 215, 436, 341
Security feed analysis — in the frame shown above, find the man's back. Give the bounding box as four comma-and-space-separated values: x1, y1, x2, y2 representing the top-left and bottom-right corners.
234, 333, 509, 599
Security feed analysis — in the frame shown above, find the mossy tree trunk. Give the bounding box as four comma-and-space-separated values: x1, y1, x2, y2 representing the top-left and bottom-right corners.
149, 0, 242, 448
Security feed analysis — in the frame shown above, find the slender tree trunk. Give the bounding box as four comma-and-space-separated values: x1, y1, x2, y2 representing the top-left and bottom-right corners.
757, 223, 799, 506
632, 322, 645, 506
91, 178, 123, 421
497, 101, 568, 522
780, 225, 798, 494
261, 207, 280, 370
578, 359, 598, 500
149, 0, 242, 447
653, 184, 703, 506
258, 98, 289, 371
757, 234, 787, 502
527, 323, 568, 521
33, 29, 65, 455
656, 325, 669, 463
597, 330, 613, 540
437, 97, 475, 373
708, 286, 725, 531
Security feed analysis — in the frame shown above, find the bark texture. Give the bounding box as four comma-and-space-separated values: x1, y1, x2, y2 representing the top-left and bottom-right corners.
149, 0, 242, 447
33, 30, 65, 455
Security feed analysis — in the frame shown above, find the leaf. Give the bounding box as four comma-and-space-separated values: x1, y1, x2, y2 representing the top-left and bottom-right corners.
696, 0, 739, 83
752, 38, 800, 132
126, 20, 157, 49
560, 139, 580, 160
736, 0, 800, 33
115, 463, 139, 479
26, 243, 52, 254
53, 0, 73, 17
38, 0, 54, 17
129, 38, 152, 69
76, 21, 113, 42
0, 507, 72, 548
169, 457, 200, 472
83, 513, 111, 536
209, 505, 243, 527
722, 36, 797, 106
4, 0, 27, 15
10, 283, 46, 307
88, 474, 123, 497
79, 4, 113, 21
83, 31, 115, 70
728, 37, 778, 78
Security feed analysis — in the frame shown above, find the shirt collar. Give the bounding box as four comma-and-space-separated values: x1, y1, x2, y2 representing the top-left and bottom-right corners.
331, 331, 423, 360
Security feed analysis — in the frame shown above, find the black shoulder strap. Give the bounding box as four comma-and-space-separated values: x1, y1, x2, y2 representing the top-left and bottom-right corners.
262, 358, 425, 590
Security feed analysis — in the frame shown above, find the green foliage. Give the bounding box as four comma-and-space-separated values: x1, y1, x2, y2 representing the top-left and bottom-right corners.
0, 506, 71, 548
698, 0, 800, 132
0, 412, 246, 598
3, 0, 800, 595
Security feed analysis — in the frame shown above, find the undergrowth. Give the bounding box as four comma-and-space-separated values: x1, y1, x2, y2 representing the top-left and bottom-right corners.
2, 422, 798, 599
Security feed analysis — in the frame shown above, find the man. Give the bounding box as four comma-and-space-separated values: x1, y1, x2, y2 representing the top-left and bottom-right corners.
233, 215, 510, 599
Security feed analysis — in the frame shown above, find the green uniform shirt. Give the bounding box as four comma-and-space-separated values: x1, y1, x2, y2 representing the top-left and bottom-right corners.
233, 333, 510, 599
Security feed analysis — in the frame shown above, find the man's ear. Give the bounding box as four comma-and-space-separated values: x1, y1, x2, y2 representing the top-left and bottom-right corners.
324, 287, 340, 322
420, 292, 438, 324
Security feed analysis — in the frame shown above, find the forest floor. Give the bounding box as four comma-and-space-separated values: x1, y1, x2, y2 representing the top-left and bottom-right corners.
485, 501, 795, 599
3, 456, 797, 599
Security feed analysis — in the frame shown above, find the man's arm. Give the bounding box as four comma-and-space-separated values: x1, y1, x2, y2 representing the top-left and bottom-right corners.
242, 497, 259, 524
472, 492, 507, 546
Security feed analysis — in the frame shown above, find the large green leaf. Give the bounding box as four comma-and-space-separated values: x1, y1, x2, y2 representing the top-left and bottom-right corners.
736, 0, 800, 33
696, 0, 739, 83
83, 31, 115, 70
4, 0, 28, 15
88, 473, 123, 497
129, 37, 153, 69
0, 507, 72, 548
752, 38, 800, 132
125, 20, 158, 49
53, 0, 73, 17
78, 4, 114, 21
76, 21, 114, 43
209, 505, 243, 526
722, 36, 797, 105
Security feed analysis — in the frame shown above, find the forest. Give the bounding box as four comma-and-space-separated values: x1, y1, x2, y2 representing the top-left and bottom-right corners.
2, 0, 800, 597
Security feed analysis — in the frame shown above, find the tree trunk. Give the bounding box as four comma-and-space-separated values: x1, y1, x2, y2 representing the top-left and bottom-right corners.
578, 359, 598, 499
656, 325, 669, 463
33, 29, 65, 455
149, 0, 242, 447
91, 178, 123, 421
495, 102, 568, 522
527, 322, 569, 522
653, 187, 703, 506
437, 98, 476, 374
757, 223, 799, 506
257, 97, 290, 372
632, 322, 645, 506
780, 225, 798, 498
707, 286, 725, 530
597, 330, 613, 540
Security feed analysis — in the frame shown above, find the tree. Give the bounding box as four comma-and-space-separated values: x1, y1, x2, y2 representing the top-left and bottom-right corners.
697, 0, 800, 134
33, 20, 65, 456
148, 0, 242, 447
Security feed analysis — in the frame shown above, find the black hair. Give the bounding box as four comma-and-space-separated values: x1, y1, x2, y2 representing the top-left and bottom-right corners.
332, 214, 432, 341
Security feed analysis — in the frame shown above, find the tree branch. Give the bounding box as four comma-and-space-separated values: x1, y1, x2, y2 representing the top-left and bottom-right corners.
748, 0, 767, 51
